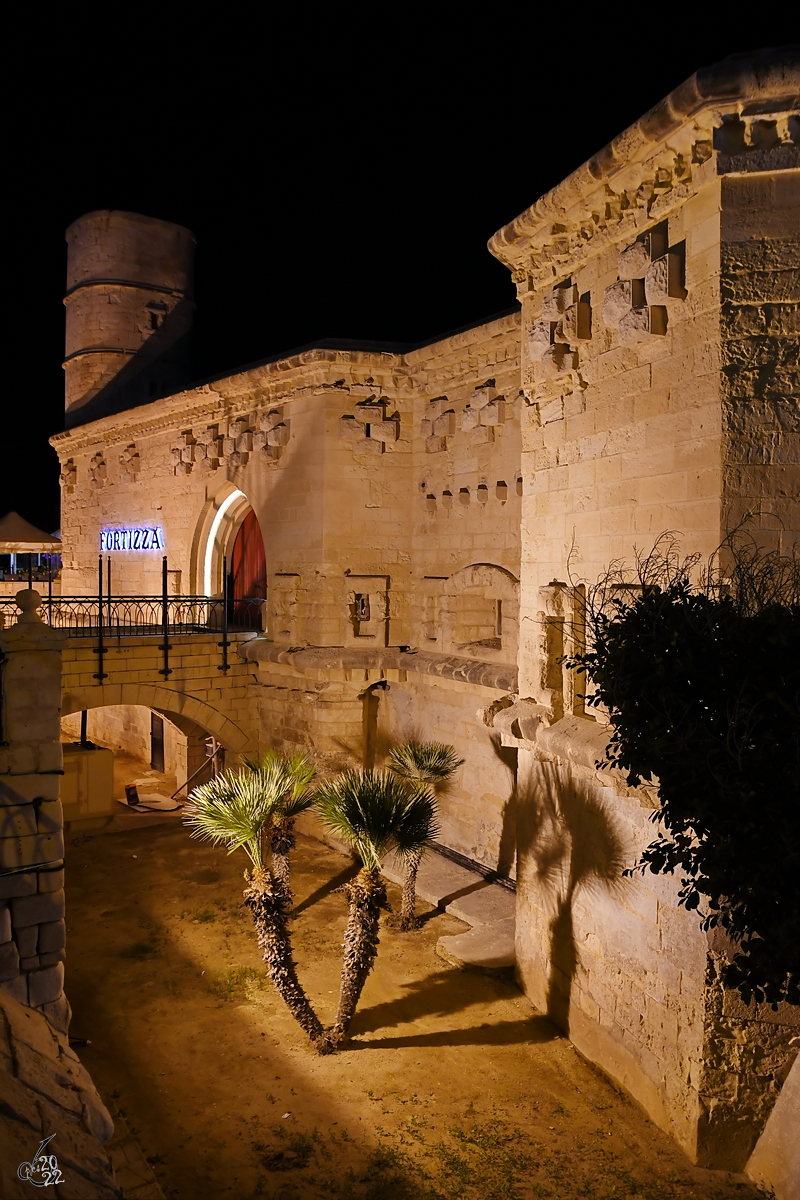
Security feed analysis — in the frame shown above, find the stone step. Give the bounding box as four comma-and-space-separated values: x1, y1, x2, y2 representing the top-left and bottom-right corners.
383, 846, 517, 973
436, 918, 516, 974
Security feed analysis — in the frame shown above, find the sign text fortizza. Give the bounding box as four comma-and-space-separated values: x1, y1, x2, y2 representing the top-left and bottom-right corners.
100, 526, 164, 551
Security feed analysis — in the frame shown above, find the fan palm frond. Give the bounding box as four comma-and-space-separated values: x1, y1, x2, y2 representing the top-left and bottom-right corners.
242, 748, 318, 817
314, 769, 439, 872
183, 768, 286, 866
387, 741, 464, 785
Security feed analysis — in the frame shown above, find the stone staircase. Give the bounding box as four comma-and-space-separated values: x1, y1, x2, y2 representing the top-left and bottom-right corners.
380, 849, 516, 973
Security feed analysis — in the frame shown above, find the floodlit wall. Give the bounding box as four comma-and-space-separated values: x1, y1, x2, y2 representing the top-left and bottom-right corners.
0, 594, 70, 1032
49, 48, 800, 1170
486, 51, 800, 1168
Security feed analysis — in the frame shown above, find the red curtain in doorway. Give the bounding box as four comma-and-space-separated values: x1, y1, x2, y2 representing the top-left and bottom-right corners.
231, 509, 266, 599
230, 510, 266, 630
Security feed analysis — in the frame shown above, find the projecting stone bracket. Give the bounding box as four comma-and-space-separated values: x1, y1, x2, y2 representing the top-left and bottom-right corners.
603, 229, 686, 346
340, 396, 399, 454
527, 283, 589, 376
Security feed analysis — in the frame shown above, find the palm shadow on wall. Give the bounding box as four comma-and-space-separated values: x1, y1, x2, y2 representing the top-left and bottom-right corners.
515, 759, 626, 1035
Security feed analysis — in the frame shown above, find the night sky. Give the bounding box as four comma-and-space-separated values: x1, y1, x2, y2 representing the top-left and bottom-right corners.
6, 34, 759, 534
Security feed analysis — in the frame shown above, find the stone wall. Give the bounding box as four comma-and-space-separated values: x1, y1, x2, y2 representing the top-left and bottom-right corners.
0, 988, 117, 1197
720, 170, 800, 546
501, 704, 800, 1169
0, 592, 69, 1032
48, 49, 800, 1171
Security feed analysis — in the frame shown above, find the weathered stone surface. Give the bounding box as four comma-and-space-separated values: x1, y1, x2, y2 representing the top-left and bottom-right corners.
0, 939, 20, 983
0, 989, 117, 1198
11, 890, 65, 930
746, 1049, 800, 1200
603, 278, 645, 325
27, 963, 64, 1008
618, 305, 668, 345
437, 919, 516, 973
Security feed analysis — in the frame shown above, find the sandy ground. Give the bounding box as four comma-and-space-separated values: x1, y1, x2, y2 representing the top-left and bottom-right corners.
63, 821, 765, 1200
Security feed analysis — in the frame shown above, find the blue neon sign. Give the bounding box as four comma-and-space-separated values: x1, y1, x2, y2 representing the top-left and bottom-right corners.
100, 527, 164, 551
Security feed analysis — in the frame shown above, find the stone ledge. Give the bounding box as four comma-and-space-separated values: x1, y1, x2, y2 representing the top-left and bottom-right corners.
437, 919, 516, 974
240, 640, 518, 692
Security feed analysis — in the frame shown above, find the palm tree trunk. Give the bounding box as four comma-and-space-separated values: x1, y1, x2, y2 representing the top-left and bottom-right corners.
398, 848, 423, 930
318, 868, 387, 1052
269, 818, 296, 900
243, 868, 329, 1050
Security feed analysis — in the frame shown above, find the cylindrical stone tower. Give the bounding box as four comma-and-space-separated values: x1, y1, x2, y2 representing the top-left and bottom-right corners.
63, 210, 196, 423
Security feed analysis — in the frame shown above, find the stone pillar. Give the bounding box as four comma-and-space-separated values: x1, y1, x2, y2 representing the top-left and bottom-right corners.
0, 590, 70, 1032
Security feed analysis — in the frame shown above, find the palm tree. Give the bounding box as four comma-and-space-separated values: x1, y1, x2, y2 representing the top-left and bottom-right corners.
242, 748, 317, 901
386, 742, 464, 929
183, 766, 326, 1047
314, 769, 438, 1051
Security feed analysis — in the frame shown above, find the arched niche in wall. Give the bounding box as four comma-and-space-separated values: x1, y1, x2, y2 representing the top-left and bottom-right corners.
440, 562, 520, 660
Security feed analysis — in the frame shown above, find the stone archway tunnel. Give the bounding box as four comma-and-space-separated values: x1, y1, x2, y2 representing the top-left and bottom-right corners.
60, 631, 259, 762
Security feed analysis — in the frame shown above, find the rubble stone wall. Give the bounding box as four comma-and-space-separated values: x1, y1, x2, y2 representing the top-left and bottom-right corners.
0, 594, 70, 1033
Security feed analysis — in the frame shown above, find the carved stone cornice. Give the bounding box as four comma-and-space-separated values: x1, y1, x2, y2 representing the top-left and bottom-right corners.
49, 312, 522, 458
49, 346, 415, 457
488, 48, 800, 294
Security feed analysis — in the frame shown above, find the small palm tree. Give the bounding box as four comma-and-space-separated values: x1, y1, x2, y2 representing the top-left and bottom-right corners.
314, 769, 439, 1051
183, 766, 326, 1047
386, 742, 464, 929
242, 748, 317, 900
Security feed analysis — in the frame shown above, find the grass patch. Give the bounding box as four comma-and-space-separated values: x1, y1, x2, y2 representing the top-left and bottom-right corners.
193, 908, 216, 923
256, 1129, 316, 1172
186, 867, 221, 884
210, 965, 266, 999
121, 940, 158, 959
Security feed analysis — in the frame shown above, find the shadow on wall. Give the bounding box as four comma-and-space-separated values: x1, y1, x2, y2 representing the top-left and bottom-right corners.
488, 733, 519, 881
517, 760, 626, 1035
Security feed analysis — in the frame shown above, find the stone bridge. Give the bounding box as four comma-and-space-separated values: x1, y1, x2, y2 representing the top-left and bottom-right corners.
60, 631, 259, 763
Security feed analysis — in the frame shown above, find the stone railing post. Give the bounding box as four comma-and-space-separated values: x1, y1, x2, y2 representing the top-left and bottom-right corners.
0, 590, 70, 1031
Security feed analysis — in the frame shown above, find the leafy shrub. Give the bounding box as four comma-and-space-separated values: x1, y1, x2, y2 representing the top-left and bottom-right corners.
566, 531, 800, 1006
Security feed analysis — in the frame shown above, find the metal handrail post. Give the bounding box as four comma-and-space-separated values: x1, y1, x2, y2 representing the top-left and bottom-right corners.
218, 555, 230, 673
159, 555, 172, 676
93, 554, 107, 681
107, 556, 113, 634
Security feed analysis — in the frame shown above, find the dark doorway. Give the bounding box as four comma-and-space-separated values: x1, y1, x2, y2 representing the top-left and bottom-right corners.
230, 509, 266, 627
150, 713, 165, 773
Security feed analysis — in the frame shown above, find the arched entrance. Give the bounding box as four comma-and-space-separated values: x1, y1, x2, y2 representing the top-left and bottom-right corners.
60, 685, 252, 818
61, 684, 251, 753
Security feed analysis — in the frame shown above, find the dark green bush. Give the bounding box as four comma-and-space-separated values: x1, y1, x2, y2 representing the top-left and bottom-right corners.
566, 533, 800, 1007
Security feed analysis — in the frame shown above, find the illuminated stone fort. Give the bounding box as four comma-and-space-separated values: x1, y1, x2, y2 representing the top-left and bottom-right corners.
50, 49, 799, 1170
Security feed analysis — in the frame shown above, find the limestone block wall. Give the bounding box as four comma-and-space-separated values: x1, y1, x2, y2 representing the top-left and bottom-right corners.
720, 170, 800, 545
375, 675, 517, 876
58, 634, 259, 758
515, 174, 727, 695
509, 715, 800, 1170
1, 988, 117, 1195
484, 55, 800, 1168
0, 593, 70, 1033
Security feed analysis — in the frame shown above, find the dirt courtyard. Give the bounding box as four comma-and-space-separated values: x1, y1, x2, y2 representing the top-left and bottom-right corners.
64, 821, 763, 1200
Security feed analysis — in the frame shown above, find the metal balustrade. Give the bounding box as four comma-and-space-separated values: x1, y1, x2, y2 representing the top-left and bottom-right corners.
0, 594, 264, 636
0, 555, 264, 679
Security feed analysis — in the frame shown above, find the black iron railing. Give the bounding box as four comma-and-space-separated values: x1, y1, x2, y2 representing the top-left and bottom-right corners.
0, 554, 264, 680
0, 594, 263, 636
